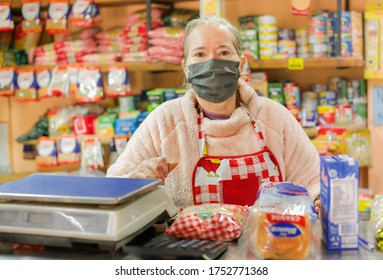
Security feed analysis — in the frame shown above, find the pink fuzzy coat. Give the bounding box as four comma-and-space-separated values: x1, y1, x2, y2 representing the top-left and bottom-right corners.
107, 80, 320, 208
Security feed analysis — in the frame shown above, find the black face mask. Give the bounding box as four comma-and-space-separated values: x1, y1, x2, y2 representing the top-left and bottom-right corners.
187, 58, 241, 103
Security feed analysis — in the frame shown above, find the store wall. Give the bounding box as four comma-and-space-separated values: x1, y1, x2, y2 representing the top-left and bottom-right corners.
367, 81, 383, 195
0, 99, 8, 123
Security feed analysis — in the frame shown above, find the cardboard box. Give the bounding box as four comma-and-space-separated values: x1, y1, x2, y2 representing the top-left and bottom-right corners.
320, 155, 359, 250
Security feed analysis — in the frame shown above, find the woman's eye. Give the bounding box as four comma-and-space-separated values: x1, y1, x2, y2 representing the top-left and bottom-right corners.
220, 50, 230, 56
195, 52, 205, 57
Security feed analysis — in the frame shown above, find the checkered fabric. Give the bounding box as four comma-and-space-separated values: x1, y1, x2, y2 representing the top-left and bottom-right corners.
193, 106, 282, 205
166, 204, 249, 241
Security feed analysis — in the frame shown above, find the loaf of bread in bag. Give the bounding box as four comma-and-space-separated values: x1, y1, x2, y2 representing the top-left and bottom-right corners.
251, 211, 312, 260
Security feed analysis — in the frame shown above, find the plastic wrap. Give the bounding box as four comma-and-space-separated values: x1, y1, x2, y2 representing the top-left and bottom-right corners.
243, 182, 317, 259
166, 204, 249, 241
370, 195, 383, 251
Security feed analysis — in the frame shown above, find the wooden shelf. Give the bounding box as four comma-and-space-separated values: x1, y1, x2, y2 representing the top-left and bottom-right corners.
248, 57, 364, 70
10, 0, 194, 9
16, 58, 365, 72
304, 123, 367, 139
17, 62, 182, 72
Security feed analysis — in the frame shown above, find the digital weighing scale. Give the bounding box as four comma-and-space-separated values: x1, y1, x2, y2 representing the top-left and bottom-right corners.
0, 175, 178, 250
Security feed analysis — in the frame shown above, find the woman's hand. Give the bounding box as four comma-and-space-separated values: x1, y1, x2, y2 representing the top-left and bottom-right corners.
127, 157, 178, 181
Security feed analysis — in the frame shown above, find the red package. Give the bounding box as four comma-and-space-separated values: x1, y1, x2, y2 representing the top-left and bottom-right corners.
166, 204, 249, 241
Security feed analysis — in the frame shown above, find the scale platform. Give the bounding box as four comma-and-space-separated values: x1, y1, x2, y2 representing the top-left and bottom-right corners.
0, 175, 179, 250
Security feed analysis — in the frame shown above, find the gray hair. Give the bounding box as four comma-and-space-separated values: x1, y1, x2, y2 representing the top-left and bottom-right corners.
183, 16, 242, 63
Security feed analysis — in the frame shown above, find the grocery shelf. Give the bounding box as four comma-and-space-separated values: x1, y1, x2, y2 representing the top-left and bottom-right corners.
10, 0, 194, 9
16, 62, 182, 72
304, 122, 367, 139
15, 58, 365, 72
248, 57, 364, 70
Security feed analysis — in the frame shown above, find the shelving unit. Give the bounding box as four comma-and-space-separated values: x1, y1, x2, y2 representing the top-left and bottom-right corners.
14, 57, 364, 72
1, 0, 372, 189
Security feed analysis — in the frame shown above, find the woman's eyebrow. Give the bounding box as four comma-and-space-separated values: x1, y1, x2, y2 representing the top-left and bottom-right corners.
191, 46, 206, 52
216, 44, 232, 49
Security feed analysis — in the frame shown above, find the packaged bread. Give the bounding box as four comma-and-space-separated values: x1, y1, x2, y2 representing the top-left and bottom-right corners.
245, 182, 317, 260
166, 204, 249, 241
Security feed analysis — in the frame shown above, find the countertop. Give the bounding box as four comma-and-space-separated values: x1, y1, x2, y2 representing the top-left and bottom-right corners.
0, 220, 382, 260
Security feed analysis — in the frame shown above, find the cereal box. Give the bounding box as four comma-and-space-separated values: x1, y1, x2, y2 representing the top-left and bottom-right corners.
320, 155, 359, 250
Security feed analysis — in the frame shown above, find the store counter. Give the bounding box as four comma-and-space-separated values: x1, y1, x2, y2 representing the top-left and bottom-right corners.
0, 221, 382, 260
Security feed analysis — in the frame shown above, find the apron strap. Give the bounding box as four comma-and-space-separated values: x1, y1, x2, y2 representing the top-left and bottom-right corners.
197, 105, 266, 157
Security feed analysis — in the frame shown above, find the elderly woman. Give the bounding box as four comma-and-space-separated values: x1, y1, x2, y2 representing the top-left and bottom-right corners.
107, 16, 321, 213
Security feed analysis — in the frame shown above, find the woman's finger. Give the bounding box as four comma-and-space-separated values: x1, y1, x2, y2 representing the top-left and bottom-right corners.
141, 159, 165, 179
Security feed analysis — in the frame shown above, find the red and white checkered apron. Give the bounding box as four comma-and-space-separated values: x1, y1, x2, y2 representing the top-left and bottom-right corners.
192, 106, 282, 206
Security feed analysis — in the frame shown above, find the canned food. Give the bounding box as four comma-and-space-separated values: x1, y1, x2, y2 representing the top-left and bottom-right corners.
319, 91, 337, 106
283, 83, 301, 108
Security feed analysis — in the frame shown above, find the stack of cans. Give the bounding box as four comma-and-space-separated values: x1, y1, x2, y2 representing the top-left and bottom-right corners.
296, 28, 309, 58
258, 15, 278, 60
332, 11, 352, 57
278, 29, 296, 58
308, 15, 328, 58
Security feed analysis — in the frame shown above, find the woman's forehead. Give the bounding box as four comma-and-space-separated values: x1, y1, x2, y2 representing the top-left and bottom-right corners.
188, 24, 235, 47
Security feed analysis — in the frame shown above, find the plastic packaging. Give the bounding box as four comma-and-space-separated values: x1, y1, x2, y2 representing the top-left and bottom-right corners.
166, 204, 249, 241
244, 182, 317, 259
370, 195, 383, 251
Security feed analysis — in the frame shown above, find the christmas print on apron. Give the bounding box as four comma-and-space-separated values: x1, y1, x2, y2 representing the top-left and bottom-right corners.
192, 106, 283, 206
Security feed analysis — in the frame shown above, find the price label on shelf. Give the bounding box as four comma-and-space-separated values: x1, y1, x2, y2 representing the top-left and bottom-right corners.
288, 58, 304, 70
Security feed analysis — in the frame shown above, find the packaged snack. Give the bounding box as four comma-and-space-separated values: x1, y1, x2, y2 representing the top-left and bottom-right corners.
21, 0, 43, 33
57, 134, 81, 164
245, 182, 316, 260
105, 66, 131, 97
46, 0, 70, 34
76, 66, 104, 103
166, 204, 249, 241
344, 129, 372, 168
15, 68, 38, 102
80, 137, 104, 169
371, 195, 383, 251
35, 67, 52, 99
48, 66, 69, 97
36, 136, 58, 167
0, 67, 15, 96
0, 2, 14, 31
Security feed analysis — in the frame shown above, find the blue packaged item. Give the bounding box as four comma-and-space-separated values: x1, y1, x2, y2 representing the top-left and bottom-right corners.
320, 155, 359, 250
137, 111, 149, 126
163, 88, 178, 102
114, 118, 138, 136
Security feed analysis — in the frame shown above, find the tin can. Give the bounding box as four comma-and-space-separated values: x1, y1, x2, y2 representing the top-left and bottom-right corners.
319, 91, 337, 106
317, 105, 335, 126
283, 83, 301, 108
300, 109, 318, 127
312, 84, 327, 93
302, 91, 318, 109
278, 29, 296, 40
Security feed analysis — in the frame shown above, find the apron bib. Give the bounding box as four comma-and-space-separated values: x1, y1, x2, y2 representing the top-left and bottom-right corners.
192, 106, 283, 206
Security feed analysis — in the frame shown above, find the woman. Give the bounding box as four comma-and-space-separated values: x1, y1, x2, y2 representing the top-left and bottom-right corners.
107, 16, 321, 213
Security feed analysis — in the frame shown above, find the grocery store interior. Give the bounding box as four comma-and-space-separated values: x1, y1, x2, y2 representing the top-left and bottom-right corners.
0, 0, 383, 261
